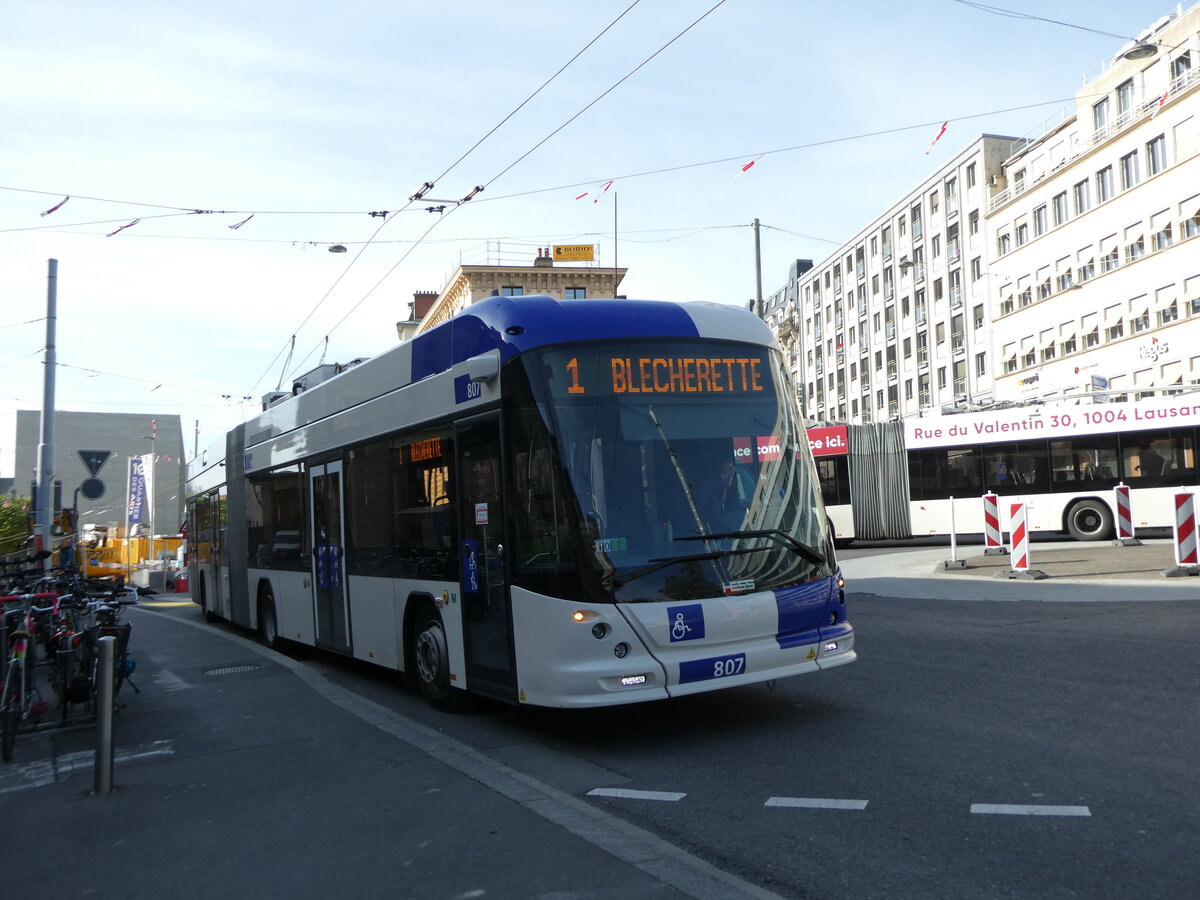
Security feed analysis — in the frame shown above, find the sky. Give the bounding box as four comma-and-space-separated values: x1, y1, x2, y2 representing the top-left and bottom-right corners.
0, 0, 1175, 480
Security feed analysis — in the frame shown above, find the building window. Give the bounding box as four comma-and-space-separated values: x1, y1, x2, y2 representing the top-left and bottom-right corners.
1061, 336, 1077, 355
1084, 328, 1099, 348
971, 257, 982, 282
968, 209, 979, 235
1096, 166, 1113, 202
1116, 79, 1134, 115
1016, 223, 1029, 246
1106, 321, 1124, 342
501, 286, 524, 296
1093, 97, 1110, 132
1073, 180, 1090, 216
1153, 224, 1173, 251
1146, 135, 1167, 176
967, 163, 977, 188
1120, 151, 1139, 190
937, 367, 947, 390
929, 188, 940, 214
1173, 51, 1193, 80
975, 352, 986, 377
1126, 236, 1145, 263
1033, 205, 1048, 236
1159, 302, 1179, 325
998, 232, 1012, 255
1053, 192, 1069, 227
565, 287, 586, 299
973, 303, 984, 329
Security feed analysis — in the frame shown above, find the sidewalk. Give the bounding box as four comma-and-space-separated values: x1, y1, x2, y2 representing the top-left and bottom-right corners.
839, 538, 1200, 601
0, 602, 774, 900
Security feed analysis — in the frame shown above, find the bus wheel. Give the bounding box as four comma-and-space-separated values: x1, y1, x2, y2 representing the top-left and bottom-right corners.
1066, 499, 1113, 541
411, 605, 469, 713
258, 587, 280, 650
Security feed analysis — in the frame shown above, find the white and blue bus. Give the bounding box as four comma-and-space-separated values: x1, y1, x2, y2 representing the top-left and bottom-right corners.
186, 296, 854, 710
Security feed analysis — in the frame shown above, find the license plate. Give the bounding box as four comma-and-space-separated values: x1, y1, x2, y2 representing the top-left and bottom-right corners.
678, 653, 747, 684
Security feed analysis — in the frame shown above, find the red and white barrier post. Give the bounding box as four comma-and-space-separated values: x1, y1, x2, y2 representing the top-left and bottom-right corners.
1005, 502, 1047, 580
1113, 483, 1141, 546
1166, 492, 1200, 576
982, 492, 1005, 555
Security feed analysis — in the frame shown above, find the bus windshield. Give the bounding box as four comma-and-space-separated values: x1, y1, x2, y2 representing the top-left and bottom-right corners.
509, 339, 832, 603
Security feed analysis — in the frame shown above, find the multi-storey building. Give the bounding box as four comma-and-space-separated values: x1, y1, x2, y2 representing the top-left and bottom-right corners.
765, 2, 1199, 424
778, 136, 1016, 423
986, 4, 1200, 404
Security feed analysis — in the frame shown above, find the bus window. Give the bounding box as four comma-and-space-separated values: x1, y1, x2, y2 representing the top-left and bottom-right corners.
1121, 429, 1196, 485
984, 441, 1048, 492
910, 445, 982, 500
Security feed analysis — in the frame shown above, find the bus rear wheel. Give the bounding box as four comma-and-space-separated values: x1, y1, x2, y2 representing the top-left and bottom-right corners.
258, 587, 280, 650
1066, 499, 1113, 541
411, 606, 469, 713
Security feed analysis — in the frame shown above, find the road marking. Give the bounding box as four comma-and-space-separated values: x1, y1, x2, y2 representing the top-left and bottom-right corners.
0, 740, 174, 794
587, 787, 687, 802
970, 803, 1091, 817
765, 796, 869, 810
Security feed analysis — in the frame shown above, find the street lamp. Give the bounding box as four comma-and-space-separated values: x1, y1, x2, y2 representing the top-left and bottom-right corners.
142, 424, 156, 571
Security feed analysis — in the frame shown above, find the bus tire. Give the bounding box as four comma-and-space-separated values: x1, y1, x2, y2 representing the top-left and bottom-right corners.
1066, 499, 1113, 541
258, 586, 280, 650
411, 604, 470, 713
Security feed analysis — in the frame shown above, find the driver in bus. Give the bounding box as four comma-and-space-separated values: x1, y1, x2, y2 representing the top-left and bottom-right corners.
711, 459, 754, 531
1137, 440, 1165, 478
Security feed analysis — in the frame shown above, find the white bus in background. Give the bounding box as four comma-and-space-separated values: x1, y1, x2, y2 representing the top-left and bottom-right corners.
811, 394, 1200, 544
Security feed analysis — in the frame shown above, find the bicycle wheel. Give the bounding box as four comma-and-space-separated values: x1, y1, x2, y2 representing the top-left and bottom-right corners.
2, 662, 20, 762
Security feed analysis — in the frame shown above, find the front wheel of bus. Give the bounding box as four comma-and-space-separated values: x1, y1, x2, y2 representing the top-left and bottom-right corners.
1066, 499, 1113, 541
412, 606, 468, 713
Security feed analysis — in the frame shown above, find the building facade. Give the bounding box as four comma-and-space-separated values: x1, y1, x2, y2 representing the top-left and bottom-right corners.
13, 410, 185, 534
412, 250, 628, 334
986, 5, 1200, 404
763, 3, 1199, 424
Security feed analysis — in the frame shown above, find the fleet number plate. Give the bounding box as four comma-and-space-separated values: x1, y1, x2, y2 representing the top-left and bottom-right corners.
678, 653, 747, 684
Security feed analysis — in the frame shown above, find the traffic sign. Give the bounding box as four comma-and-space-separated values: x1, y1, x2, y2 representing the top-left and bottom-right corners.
1090, 374, 1108, 391
78, 449, 112, 477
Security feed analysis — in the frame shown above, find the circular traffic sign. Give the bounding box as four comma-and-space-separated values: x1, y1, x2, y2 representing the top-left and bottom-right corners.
80, 478, 105, 500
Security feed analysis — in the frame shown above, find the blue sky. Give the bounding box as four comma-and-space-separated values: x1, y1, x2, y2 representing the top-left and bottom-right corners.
0, 0, 1172, 477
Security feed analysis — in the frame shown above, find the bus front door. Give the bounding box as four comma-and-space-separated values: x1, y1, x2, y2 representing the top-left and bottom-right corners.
456, 415, 516, 701
309, 460, 351, 653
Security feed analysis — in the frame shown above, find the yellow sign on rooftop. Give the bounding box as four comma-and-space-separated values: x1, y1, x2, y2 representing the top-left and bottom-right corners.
552, 244, 595, 261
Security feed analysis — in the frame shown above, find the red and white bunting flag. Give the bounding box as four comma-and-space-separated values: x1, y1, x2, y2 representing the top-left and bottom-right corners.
106, 217, 141, 237
1151, 87, 1170, 118
735, 154, 763, 177
575, 179, 614, 203
229, 213, 254, 230
40, 196, 69, 217
924, 121, 948, 155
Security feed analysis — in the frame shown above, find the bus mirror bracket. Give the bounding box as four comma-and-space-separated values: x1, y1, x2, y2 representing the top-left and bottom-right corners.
467, 354, 500, 384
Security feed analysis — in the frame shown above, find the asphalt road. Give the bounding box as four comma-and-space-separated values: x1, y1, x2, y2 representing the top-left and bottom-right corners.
304, 589, 1200, 900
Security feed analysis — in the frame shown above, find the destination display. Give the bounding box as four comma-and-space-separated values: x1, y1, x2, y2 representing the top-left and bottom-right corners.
547, 346, 772, 398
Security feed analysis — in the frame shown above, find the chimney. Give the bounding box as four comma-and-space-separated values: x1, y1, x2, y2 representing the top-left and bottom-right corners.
534, 246, 553, 268
412, 290, 438, 318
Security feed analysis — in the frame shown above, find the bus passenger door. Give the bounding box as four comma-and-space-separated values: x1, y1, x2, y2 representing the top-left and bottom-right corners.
456, 415, 516, 701
309, 460, 351, 653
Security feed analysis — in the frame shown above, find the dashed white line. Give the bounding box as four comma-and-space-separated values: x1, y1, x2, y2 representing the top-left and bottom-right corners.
765, 797, 869, 810
587, 788, 687, 802
970, 803, 1091, 817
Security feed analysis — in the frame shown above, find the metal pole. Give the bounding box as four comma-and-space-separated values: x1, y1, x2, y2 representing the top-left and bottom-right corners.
949, 496, 958, 561
94, 635, 116, 794
752, 219, 763, 316
35, 259, 58, 559
613, 193, 618, 296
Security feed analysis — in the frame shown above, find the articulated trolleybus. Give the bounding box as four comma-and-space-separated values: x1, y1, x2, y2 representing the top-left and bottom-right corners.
187, 296, 853, 710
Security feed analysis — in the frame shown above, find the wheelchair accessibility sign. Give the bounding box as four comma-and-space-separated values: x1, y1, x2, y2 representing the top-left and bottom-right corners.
668, 603, 705, 642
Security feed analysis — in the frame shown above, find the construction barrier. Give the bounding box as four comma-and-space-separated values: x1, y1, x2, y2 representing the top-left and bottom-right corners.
1172, 492, 1198, 567
1113, 483, 1141, 545
1009, 502, 1030, 573
982, 493, 1003, 553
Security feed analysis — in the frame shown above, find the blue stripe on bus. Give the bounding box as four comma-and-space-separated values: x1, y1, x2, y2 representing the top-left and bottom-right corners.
774, 578, 833, 649
409, 296, 703, 382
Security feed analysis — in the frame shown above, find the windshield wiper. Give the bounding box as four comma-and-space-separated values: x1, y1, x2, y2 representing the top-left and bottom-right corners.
675, 529, 826, 566
611, 546, 766, 589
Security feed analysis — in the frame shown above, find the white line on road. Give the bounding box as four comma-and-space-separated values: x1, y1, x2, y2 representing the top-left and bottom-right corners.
765, 797, 869, 810
970, 803, 1091, 817
587, 787, 687, 802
